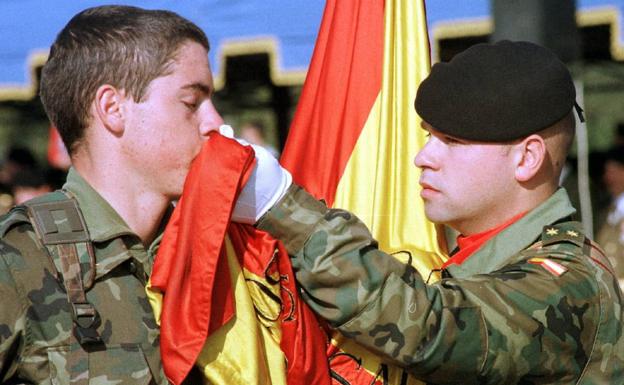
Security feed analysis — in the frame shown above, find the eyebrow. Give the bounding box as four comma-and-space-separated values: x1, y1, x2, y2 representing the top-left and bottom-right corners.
180, 82, 213, 96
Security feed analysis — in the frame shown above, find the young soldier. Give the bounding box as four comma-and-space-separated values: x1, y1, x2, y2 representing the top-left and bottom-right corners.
0, 6, 223, 383
235, 41, 624, 383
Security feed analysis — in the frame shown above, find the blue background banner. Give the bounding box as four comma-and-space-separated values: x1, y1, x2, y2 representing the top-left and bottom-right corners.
1, 0, 623, 97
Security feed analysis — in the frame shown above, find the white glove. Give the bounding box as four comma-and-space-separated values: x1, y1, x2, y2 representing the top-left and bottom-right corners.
219, 125, 292, 224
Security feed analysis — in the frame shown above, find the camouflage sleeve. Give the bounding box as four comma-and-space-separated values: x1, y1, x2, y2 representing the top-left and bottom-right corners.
0, 242, 27, 381
257, 185, 600, 383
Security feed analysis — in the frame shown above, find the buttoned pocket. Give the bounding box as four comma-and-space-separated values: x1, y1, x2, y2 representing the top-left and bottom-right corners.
47, 344, 153, 385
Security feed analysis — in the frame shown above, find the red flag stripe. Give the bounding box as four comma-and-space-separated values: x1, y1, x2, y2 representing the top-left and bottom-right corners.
280, 0, 384, 207
150, 134, 254, 384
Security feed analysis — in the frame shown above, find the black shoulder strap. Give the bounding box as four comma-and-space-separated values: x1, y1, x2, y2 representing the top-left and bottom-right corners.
540, 220, 617, 275
24, 190, 102, 346
540, 221, 586, 248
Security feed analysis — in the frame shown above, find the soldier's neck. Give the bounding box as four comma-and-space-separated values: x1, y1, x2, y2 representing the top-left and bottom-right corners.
73, 161, 169, 247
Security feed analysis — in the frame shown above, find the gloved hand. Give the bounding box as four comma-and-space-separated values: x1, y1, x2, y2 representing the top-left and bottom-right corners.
219, 125, 292, 224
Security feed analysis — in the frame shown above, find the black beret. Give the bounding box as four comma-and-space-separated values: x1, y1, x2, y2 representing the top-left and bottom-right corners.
415, 40, 576, 142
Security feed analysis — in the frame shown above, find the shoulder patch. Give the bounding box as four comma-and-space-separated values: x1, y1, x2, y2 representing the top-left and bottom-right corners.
528, 257, 568, 276
541, 221, 585, 247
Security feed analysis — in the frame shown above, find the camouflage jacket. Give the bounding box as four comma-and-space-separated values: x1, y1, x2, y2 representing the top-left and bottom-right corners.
257, 185, 624, 384
0, 168, 168, 384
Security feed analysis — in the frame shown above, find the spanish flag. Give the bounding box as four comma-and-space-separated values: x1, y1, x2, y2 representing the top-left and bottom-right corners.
147, 134, 331, 385
280, 0, 446, 383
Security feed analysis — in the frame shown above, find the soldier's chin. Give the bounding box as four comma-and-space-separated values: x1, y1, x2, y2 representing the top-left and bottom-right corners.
423, 205, 449, 225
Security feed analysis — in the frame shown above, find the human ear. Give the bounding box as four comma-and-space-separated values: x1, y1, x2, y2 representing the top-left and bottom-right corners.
94, 84, 125, 136
513, 135, 546, 182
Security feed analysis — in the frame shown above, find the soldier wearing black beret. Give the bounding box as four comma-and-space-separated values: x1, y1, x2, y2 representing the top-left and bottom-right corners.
234, 40, 624, 383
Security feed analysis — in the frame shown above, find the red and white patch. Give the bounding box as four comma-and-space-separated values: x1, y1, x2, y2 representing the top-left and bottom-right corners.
528, 257, 568, 277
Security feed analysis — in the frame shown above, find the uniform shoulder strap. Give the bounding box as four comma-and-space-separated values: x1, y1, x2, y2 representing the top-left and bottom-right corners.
540, 221, 585, 248
23, 190, 102, 346
25, 190, 91, 245
540, 220, 616, 276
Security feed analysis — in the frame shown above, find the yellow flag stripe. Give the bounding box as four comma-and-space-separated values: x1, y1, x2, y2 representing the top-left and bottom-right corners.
330, 3, 446, 384
334, 0, 446, 276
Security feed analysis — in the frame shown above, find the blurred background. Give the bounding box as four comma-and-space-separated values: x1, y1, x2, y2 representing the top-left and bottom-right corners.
0, 0, 623, 238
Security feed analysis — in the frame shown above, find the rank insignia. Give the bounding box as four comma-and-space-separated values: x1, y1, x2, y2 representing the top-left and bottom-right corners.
528, 257, 568, 277
545, 228, 559, 236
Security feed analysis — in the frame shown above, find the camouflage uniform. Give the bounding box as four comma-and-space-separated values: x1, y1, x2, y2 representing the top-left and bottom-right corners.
0, 168, 167, 384
257, 185, 624, 384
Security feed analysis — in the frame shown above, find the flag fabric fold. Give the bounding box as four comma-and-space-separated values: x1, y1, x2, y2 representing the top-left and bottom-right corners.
281, 0, 447, 383
147, 133, 331, 385
281, 0, 383, 207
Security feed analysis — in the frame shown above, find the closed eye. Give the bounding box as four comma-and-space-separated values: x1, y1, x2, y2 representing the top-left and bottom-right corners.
182, 100, 199, 111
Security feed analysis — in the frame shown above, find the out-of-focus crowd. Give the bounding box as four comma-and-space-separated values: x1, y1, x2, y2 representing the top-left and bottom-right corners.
0, 146, 67, 213
591, 126, 624, 287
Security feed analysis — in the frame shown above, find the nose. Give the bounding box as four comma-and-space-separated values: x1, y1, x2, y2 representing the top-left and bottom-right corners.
199, 100, 224, 138
414, 141, 436, 170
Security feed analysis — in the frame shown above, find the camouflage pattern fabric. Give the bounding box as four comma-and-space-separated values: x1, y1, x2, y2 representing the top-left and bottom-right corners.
257, 185, 624, 384
0, 168, 167, 384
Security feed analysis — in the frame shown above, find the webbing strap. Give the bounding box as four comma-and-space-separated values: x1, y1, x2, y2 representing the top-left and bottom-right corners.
57, 243, 101, 345
25, 192, 102, 346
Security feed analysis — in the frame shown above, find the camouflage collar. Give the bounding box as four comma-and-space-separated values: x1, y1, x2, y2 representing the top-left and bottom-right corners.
446, 188, 577, 278
62, 168, 169, 279
63, 168, 136, 242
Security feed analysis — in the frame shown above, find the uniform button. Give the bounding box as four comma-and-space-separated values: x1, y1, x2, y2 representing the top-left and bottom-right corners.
128, 261, 137, 273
